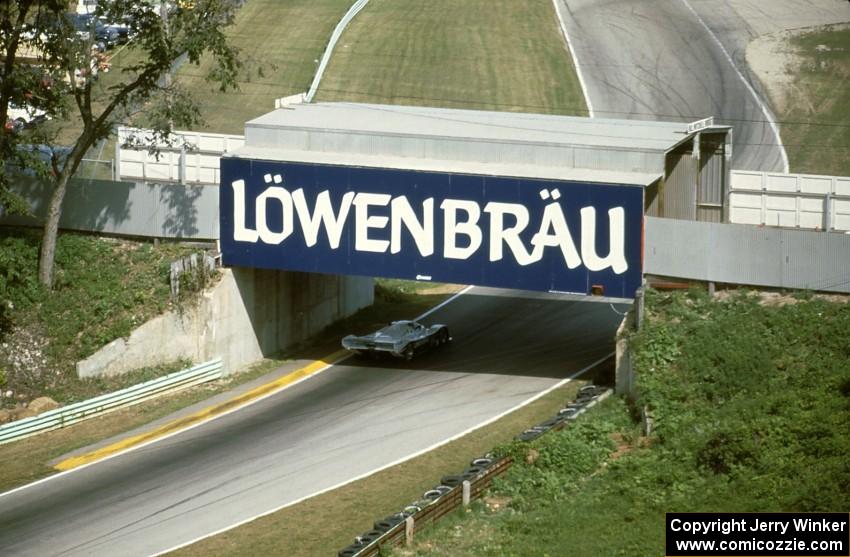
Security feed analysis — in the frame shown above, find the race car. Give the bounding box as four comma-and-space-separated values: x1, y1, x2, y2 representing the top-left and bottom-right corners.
341, 320, 451, 360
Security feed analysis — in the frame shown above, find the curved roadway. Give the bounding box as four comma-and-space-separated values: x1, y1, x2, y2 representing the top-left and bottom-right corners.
554, 0, 802, 171
0, 287, 624, 556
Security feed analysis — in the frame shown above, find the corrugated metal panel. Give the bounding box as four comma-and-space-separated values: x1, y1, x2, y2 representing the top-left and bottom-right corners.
644, 217, 850, 293
780, 229, 850, 292
644, 216, 709, 277
644, 180, 661, 217
696, 139, 725, 223
663, 149, 697, 220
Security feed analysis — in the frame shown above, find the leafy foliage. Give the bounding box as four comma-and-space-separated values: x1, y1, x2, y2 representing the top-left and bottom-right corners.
0, 230, 194, 402
1, 0, 241, 287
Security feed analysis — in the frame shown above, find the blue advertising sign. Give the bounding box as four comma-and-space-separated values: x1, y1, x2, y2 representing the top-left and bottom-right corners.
220, 158, 644, 298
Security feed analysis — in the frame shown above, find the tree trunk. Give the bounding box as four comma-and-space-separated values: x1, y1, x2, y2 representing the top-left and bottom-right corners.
38, 171, 72, 289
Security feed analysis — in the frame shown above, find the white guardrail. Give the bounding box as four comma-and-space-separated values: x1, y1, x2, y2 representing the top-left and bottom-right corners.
0, 358, 223, 445
305, 0, 371, 102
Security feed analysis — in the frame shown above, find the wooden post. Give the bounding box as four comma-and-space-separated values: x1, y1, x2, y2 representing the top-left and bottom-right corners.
462, 480, 471, 507
404, 516, 414, 547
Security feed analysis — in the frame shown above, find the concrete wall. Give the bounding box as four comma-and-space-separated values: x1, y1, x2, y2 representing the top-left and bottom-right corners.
76, 268, 374, 378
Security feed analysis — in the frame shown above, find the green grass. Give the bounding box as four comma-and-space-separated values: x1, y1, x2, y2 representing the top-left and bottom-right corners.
394, 289, 850, 556
780, 25, 850, 175
173, 0, 354, 134
0, 229, 198, 404
316, 0, 587, 116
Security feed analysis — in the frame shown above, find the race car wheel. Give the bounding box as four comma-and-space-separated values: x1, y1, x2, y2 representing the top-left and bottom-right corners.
403, 346, 415, 360
439, 329, 450, 345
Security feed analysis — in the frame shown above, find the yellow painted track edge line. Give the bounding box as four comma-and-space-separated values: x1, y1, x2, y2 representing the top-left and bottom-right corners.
53, 350, 350, 471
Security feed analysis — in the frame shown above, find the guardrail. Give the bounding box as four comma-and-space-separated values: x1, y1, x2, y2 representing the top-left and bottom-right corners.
0, 358, 223, 445
338, 386, 613, 556
305, 0, 371, 102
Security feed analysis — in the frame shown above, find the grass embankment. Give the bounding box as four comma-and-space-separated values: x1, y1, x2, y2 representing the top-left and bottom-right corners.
174, 0, 353, 134
393, 288, 850, 556
49, 0, 352, 165
0, 230, 199, 406
316, 0, 587, 116
779, 25, 850, 175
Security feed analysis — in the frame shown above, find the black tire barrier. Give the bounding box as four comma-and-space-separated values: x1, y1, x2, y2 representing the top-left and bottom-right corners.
358, 529, 385, 545
374, 513, 406, 532
407, 500, 429, 512
422, 484, 452, 500
440, 474, 464, 487
516, 429, 544, 442
422, 489, 442, 501
470, 456, 493, 467
558, 407, 579, 417
461, 465, 487, 479
338, 541, 368, 557
536, 417, 562, 429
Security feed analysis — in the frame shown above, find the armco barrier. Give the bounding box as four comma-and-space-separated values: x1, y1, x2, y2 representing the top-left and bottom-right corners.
305, 0, 371, 102
339, 386, 613, 556
0, 358, 223, 445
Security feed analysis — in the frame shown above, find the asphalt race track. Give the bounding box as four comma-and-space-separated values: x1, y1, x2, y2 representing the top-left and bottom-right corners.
554, 0, 792, 171
0, 287, 625, 556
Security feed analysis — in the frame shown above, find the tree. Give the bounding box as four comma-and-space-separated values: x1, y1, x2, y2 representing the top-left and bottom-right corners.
0, 0, 240, 288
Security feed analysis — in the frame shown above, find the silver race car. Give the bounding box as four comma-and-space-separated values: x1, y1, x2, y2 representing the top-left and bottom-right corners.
342, 320, 451, 360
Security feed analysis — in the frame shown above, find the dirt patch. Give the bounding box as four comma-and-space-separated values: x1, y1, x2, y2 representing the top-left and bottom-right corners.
608, 432, 634, 461
747, 23, 850, 114
482, 494, 512, 513
747, 30, 800, 113
417, 283, 467, 296
713, 289, 850, 306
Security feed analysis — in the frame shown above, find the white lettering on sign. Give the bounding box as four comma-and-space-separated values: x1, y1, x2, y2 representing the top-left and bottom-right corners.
231, 176, 629, 274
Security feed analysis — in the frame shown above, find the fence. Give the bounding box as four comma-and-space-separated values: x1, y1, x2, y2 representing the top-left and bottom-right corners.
116, 126, 244, 185
645, 216, 850, 293
348, 457, 513, 557
0, 176, 219, 240
730, 170, 850, 232
0, 359, 223, 445
340, 388, 612, 556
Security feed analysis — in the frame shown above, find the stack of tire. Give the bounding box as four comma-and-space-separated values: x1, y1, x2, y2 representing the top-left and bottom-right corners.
337, 455, 496, 557
515, 384, 608, 442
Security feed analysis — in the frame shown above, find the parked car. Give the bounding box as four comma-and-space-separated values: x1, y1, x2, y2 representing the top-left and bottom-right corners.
70, 13, 120, 48
98, 17, 130, 44
5, 104, 48, 133
342, 320, 451, 360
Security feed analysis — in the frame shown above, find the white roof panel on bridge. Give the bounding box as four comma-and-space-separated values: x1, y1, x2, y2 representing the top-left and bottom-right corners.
231, 145, 662, 187
245, 102, 692, 152
235, 102, 716, 180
